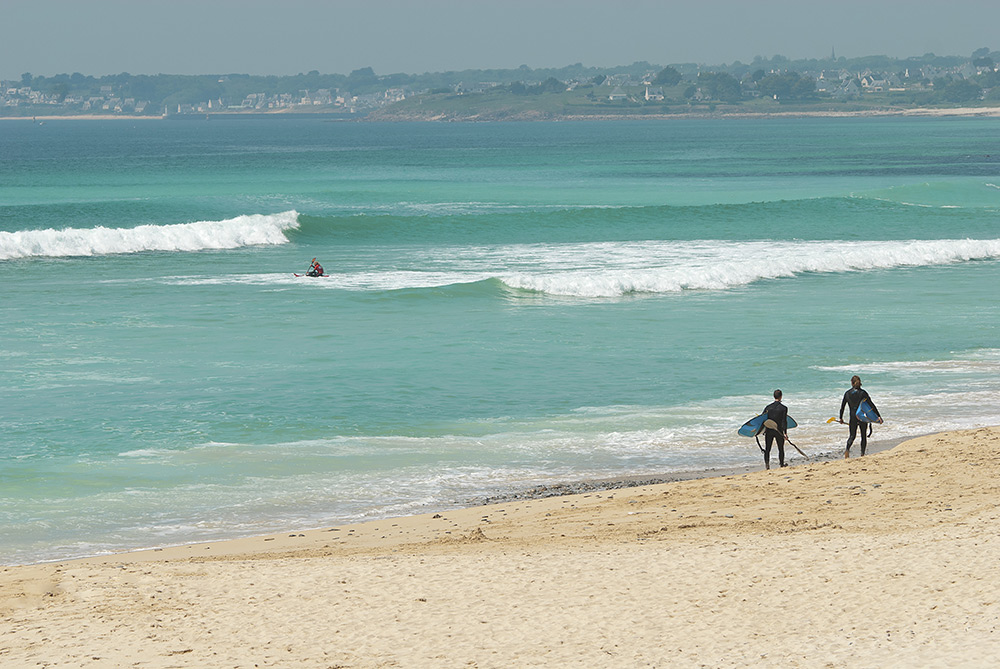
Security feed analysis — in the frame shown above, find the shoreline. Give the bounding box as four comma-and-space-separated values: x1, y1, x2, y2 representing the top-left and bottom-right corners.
472, 432, 913, 506
0, 432, 943, 562
4, 433, 915, 568
4, 106, 1000, 122
3, 426, 998, 667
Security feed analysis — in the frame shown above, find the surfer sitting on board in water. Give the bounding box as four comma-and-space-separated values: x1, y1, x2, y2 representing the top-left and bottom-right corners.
839, 375, 880, 458
762, 389, 789, 470
306, 258, 324, 277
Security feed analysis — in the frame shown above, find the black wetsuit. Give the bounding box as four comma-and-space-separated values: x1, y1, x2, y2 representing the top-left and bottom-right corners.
762, 400, 788, 468
840, 387, 878, 455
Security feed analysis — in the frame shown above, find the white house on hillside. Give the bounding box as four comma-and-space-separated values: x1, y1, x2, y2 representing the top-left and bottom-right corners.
608, 86, 628, 101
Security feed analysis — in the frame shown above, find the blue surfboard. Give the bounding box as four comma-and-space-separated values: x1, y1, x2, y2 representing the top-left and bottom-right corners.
856, 400, 881, 423
738, 413, 797, 437
738, 413, 767, 437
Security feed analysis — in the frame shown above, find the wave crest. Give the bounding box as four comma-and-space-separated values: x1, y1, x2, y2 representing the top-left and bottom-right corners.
0, 211, 299, 260
498, 238, 1000, 297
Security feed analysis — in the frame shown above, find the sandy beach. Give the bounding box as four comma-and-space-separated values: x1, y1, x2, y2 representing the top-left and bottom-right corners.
3, 427, 1000, 667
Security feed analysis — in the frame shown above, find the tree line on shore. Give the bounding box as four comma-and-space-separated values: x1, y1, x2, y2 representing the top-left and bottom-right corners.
5, 48, 999, 117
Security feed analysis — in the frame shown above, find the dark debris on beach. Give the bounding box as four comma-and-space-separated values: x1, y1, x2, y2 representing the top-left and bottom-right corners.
471, 472, 735, 506
468, 445, 878, 507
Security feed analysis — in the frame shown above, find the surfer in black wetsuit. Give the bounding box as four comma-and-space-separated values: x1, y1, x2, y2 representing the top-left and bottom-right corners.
307, 258, 324, 277
762, 389, 789, 470
839, 375, 879, 458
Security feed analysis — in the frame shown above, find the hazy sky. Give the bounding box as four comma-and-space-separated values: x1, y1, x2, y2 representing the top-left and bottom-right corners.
4, 0, 999, 79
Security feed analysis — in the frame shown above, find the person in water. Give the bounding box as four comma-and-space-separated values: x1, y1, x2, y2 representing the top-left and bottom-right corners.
839, 375, 880, 458
762, 389, 789, 470
307, 258, 324, 277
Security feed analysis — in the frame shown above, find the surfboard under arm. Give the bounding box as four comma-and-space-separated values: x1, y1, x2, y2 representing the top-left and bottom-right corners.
856, 400, 881, 423
739, 413, 796, 437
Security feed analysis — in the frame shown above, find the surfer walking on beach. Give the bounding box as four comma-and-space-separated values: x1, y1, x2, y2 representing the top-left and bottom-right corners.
762, 389, 789, 470
839, 375, 880, 458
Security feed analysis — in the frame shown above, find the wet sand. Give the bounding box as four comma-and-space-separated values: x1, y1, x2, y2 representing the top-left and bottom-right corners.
3, 427, 999, 667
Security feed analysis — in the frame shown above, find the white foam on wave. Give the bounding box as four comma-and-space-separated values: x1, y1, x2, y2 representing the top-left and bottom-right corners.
814, 349, 1000, 376
163, 238, 1000, 296
118, 448, 175, 459
164, 270, 488, 290
10, 375, 1000, 565
498, 238, 1000, 297
0, 210, 300, 260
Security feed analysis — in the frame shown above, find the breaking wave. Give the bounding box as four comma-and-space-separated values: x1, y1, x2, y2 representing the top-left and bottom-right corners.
0, 211, 300, 260
165, 237, 1000, 298
497, 238, 1000, 297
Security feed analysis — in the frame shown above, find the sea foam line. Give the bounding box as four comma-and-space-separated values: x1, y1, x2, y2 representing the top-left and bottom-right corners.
0, 211, 300, 260
163, 238, 1000, 296
499, 238, 1000, 297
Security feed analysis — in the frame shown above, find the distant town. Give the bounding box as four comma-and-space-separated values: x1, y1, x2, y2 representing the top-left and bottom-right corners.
3, 48, 999, 121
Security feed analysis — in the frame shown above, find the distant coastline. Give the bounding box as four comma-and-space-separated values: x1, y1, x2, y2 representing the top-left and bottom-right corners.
6, 50, 999, 123
364, 105, 1000, 122
6, 106, 1000, 122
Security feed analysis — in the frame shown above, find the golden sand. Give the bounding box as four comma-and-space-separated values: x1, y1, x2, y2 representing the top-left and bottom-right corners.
3, 427, 1000, 667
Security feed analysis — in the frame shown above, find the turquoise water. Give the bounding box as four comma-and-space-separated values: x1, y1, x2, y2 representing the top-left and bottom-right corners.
2, 117, 1000, 564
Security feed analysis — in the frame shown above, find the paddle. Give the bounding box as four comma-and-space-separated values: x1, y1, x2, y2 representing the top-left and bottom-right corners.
785, 438, 807, 458
827, 415, 883, 424
754, 435, 806, 458
758, 418, 807, 458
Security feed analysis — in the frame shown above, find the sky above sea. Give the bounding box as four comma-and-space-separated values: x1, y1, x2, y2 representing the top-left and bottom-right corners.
3, 0, 999, 80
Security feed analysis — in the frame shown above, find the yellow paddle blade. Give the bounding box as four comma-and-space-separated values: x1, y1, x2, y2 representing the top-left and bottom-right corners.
826, 416, 838, 423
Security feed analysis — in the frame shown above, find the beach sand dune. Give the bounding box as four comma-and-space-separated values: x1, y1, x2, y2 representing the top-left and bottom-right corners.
3, 428, 1000, 667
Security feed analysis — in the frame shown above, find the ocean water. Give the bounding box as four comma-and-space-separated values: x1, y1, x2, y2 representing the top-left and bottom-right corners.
2, 117, 1000, 565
